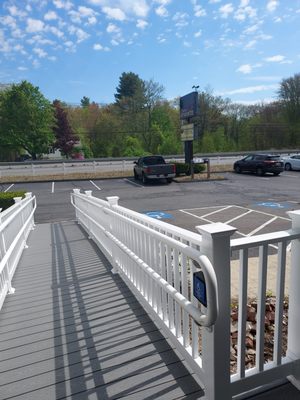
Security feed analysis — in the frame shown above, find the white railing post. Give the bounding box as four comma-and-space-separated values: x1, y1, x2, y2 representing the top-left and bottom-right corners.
196, 222, 236, 400
286, 210, 300, 390
84, 191, 93, 238
14, 197, 28, 249
107, 196, 119, 274
72, 189, 81, 223
25, 193, 35, 229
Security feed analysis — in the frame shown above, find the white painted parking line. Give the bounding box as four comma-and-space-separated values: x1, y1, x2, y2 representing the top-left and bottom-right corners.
201, 205, 232, 219
179, 209, 213, 224
181, 205, 227, 211
51, 182, 55, 193
4, 184, 14, 192
89, 180, 101, 190
225, 209, 253, 224
247, 216, 278, 236
124, 178, 144, 188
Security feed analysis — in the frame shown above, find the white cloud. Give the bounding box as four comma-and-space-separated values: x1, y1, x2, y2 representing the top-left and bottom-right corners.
244, 24, 260, 34
194, 30, 202, 38
44, 11, 58, 20
79, 6, 96, 17
156, 5, 168, 17
27, 35, 55, 45
154, 0, 171, 4
264, 54, 285, 62
26, 18, 45, 33
0, 15, 17, 29
209, 0, 221, 3
219, 3, 234, 18
68, 26, 89, 42
183, 41, 191, 47
53, 0, 73, 10
194, 5, 206, 17
32, 59, 41, 68
220, 84, 278, 95
33, 47, 48, 58
102, 7, 126, 20
7, 5, 27, 18
93, 43, 110, 51
18, 66, 28, 71
245, 39, 257, 48
235, 6, 256, 21
237, 64, 252, 74
88, 0, 149, 18
240, 0, 250, 6
266, 0, 279, 12
49, 26, 64, 38
173, 12, 189, 27
136, 19, 148, 29
106, 23, 120, 33
157, 34, 166, 43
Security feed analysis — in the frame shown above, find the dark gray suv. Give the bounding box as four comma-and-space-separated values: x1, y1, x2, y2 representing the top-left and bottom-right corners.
233, 154, 284, 176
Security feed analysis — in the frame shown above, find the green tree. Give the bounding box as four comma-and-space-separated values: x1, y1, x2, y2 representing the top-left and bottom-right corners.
0, 81, 54, 159
278, 73, 300, 124
80, 96, 90, 108
115, 72, 145, 105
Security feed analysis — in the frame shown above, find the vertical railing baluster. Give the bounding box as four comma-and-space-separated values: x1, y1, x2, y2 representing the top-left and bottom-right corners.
166, 244, 175, 330
274, 241, 287, 365
182, 253, 189, 348
160, 242, 168, 322
237, 248, 248, 378
173, 248, 181, 338
256, 244, 268, 372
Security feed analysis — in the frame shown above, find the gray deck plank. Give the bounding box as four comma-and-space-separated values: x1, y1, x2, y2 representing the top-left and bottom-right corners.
0, 221, 204, 400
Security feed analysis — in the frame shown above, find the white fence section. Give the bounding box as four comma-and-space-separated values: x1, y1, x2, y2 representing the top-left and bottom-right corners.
71, 189, 300, 400
0, 193, 36, 310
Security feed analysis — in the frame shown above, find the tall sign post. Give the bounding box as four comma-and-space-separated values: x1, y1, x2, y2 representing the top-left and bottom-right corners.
179, 91, 199, 166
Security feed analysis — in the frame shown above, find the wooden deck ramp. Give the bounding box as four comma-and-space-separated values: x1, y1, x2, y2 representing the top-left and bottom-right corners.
0, 221, 204, 400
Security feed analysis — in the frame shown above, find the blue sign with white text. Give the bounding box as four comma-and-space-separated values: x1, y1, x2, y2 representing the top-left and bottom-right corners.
144, 211, 174, 220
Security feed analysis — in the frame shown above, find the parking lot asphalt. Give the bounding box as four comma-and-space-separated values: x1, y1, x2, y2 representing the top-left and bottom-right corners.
2, 171, 300, 237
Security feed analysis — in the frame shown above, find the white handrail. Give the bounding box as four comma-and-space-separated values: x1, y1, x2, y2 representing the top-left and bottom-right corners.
71, 192, 218, 327
0, 197, 36, 275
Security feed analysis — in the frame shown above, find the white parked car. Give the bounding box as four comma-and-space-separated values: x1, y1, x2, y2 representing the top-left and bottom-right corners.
282, 154, 300, 171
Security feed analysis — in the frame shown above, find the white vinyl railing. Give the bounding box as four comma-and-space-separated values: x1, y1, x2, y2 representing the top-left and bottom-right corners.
71, 189, 218, 388
82, 194, 202, 249
71, 189, 300, 400
0, 193, 36, 310
229, 221, 300, 398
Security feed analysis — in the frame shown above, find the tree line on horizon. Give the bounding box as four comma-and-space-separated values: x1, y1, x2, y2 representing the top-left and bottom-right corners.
0, 71, 299, 161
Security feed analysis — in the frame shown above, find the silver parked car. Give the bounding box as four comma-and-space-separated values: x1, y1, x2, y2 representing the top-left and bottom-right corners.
282, 154, 300, 171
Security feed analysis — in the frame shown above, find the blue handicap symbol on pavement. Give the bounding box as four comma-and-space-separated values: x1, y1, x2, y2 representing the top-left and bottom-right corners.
256, 202, 290, 209
144, 211, 174, 220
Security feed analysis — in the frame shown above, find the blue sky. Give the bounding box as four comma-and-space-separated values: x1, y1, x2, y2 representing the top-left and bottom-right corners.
1, 0, 299, 105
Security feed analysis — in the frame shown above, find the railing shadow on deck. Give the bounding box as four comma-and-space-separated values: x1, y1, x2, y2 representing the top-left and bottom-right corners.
50, 222, 204, 400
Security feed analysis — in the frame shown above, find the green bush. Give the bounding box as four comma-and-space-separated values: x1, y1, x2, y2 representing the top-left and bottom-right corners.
0, 191, 26, 211
172, 162, 206, 176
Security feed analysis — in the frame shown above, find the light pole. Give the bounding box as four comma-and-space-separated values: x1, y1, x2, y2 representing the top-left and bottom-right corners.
192, 85, 199, 92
